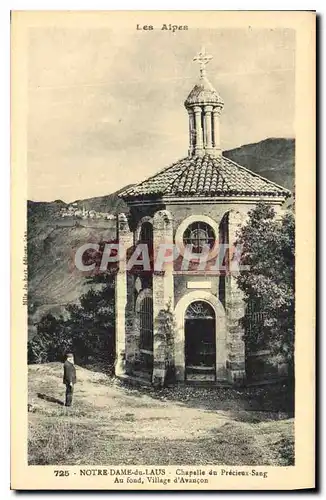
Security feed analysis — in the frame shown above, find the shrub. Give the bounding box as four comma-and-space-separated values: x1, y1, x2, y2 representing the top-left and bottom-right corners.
28, 314, 69, 363
236, 203, 295, 373
28, 283, 115, 367
155, 302, 176, 386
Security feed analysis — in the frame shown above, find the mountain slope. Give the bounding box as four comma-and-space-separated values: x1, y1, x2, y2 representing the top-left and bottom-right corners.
28, 185, 133, 238
72, 184, 134, 213
28, 224, 116, 337
223, 138, 295, 191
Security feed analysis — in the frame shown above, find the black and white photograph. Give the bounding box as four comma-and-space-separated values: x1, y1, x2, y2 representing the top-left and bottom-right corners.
10, 10, 315, 491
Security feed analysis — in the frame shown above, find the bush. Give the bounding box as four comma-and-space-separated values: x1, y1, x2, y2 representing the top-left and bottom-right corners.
28, 283, 115, 367
28, 314, 69, 363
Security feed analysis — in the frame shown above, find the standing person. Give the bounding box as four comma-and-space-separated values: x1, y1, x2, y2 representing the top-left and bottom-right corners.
63, 353, 76, 407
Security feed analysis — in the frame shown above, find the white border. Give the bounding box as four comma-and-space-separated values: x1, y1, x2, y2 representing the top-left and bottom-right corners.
4, 4, 321, 499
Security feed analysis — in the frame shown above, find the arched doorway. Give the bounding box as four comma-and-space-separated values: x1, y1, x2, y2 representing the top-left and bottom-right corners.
184, 301, 216, 381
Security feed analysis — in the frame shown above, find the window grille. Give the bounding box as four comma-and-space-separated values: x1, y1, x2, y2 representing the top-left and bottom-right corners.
245, 299, 267, 345
183, 221, 215, 254
185, 300, 215, 319
139, 296, 153, 352
139, 222, 153, 253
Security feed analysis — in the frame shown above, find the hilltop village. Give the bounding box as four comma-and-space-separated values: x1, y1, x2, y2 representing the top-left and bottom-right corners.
59, 203, 115, 221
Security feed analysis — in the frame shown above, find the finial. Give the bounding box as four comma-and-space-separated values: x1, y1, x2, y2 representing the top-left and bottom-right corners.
193, 46, 213, 78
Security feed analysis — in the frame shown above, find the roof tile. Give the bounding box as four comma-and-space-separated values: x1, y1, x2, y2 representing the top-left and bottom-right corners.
120, 154, 291, 199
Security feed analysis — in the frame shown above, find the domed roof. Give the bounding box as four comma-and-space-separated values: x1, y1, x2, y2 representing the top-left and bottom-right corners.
120, 154, 291, 200
119, 48, 290, 204
185, 76, 224, 107
184, 47, 224, 108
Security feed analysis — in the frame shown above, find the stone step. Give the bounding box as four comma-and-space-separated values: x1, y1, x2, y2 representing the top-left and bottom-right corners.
185, 372, 216, 382
118, 373, 152, 387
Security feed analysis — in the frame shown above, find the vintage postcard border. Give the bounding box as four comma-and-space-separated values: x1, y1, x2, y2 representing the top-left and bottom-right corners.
11, 10, 315, 490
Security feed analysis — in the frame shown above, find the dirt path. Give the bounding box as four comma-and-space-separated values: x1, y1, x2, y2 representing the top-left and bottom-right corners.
28, 363, 294, 466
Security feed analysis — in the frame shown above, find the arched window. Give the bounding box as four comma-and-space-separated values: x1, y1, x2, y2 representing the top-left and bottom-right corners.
183, 221, 215, 254
139, 296, 153, 352
139, 221, 153, 254
219, 212, 229, 245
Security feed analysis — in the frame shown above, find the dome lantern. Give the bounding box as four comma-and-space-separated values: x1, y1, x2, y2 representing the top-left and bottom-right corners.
185, 48, 224, 158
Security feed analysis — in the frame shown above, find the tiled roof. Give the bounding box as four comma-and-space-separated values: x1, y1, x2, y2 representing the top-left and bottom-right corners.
185, 77, 224, 107
120, 154, 291, 200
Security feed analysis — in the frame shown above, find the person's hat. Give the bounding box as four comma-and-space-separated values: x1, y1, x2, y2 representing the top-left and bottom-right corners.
66, 352, 74, 357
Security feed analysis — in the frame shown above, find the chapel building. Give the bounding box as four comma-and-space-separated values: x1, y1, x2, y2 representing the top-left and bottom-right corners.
115, 49, 290, 386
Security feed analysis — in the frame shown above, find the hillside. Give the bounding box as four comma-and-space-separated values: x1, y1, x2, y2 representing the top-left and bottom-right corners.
28, 138, 295, 333
27, 186, 133, 335
28, 185, 132, 238
28, 223, 116, 337
72, 184, 133, 213
224, 138, 295, 192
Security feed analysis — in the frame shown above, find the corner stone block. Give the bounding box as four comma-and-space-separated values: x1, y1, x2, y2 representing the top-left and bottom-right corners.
152, 210, 174, 386
225, 210, 247, 385
115, 212, 133, 378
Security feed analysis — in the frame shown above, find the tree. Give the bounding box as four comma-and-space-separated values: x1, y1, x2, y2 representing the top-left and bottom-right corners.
28, 313, 68, 363
64, 282, 115, 366
28, 281, 116, 369
235, 203, 295, 373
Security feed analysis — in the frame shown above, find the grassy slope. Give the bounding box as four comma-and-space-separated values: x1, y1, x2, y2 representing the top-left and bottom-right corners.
28, 363, 294, 466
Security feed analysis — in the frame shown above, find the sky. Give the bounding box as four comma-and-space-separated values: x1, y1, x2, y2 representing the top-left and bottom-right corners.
28, 27, 295, 202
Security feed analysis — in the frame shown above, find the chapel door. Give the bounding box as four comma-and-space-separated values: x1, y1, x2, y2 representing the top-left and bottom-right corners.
184, 301, 216, 381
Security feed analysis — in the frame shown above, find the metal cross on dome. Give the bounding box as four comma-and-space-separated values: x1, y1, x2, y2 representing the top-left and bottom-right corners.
193, 47, 213, 77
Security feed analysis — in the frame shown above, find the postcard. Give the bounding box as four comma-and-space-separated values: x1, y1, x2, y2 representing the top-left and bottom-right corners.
11, 10, 315, 490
